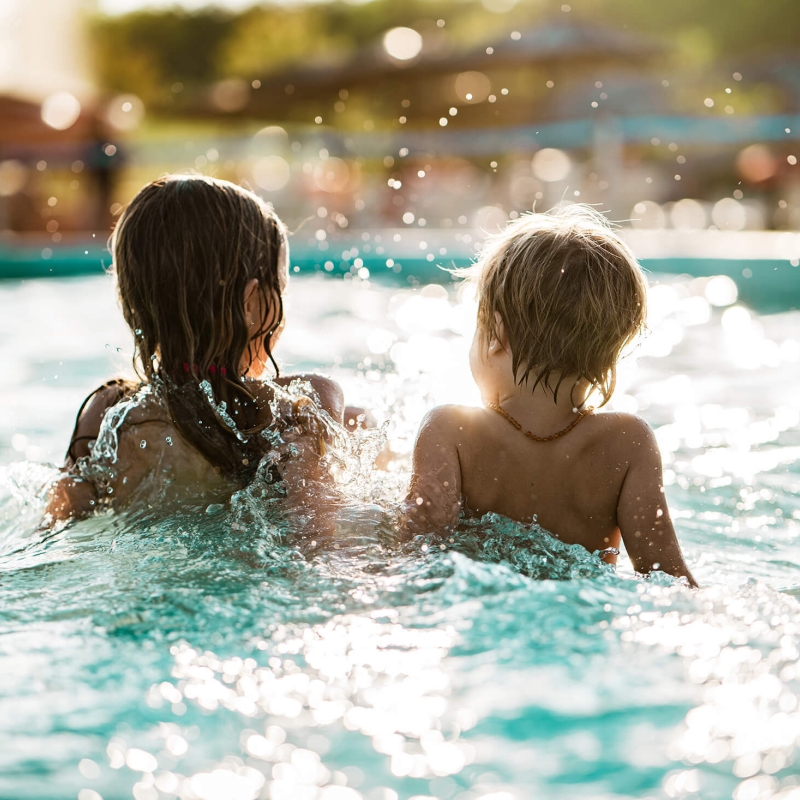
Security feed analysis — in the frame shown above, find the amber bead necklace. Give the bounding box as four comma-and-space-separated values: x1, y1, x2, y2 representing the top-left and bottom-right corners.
486, 402, 593, 442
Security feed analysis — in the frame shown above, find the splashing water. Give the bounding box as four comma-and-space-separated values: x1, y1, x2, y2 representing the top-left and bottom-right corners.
1, 273, 799, 799
199, 379, 249, 444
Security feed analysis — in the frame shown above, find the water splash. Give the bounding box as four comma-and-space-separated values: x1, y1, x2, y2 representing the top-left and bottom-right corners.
199, 379, 248, 443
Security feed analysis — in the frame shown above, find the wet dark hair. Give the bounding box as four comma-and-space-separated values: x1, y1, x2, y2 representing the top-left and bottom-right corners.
112, 174, 286, 482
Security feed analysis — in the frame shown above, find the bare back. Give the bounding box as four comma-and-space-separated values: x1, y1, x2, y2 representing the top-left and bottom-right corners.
456, 407, 632, 554
46, 374, 344, 522
405, 404, 696, 584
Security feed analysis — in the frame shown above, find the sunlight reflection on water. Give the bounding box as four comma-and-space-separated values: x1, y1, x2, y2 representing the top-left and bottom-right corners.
0, 268, 799, 799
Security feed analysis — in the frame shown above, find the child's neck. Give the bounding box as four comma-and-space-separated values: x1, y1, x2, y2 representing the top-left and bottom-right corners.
491, 374, 592, 427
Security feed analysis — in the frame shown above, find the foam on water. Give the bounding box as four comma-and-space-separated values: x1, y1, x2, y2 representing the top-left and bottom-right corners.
1, 272, 799, 799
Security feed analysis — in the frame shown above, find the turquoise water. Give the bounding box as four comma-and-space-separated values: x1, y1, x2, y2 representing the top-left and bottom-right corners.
1, 272, 800, 800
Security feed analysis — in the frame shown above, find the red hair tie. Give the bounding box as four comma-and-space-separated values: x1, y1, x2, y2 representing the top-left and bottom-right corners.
183, 363, 228, 376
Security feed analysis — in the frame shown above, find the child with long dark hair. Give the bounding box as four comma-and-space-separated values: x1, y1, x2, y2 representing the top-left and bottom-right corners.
47, 174, 344, 521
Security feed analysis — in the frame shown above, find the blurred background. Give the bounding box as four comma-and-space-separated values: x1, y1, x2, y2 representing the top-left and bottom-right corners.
1, 0, 799, 280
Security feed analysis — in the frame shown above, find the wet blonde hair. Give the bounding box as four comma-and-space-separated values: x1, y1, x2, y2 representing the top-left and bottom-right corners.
467, 205, 647, 406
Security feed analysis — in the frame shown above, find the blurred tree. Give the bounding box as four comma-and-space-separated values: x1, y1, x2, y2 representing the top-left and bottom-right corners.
219, 7, 349, 77
91, 9, 236, 103
588, 0, 800, 62
90, 0, 800, 111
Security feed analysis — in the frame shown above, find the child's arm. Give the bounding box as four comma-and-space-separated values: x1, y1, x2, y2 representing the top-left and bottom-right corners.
617, 417, 698, 587
44, 382, 127, 523
402, 407, 463, 536
45, 473, 98, 523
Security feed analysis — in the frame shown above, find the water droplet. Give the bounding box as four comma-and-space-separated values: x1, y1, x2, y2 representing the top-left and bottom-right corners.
140, 440, 147, 449
165, 436, 173, 446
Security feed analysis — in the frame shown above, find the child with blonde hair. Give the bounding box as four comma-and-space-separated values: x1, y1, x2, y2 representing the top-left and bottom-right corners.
47, 175, 343, 521
404, 205, 696, 586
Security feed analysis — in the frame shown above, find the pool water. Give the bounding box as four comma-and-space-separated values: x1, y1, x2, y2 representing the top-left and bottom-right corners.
1, 271, 799, 800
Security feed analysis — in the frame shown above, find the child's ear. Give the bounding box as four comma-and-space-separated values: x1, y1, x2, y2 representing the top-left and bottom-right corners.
489, 312, 509, 353
243, 278, 260, 328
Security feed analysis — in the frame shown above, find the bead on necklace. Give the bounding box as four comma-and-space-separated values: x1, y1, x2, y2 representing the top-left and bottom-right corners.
486, 402, 593, 442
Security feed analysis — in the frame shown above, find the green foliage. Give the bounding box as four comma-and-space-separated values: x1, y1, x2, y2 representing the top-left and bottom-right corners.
585, 0, 800, 62
91, 9, 237, 102
90, 0, 800, 109
218, 7, 350, 77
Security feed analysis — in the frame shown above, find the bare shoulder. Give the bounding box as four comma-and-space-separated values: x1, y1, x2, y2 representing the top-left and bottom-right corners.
306, 374, 344, 410
587, 410, 656, 438
273, 372, 344, 422
417, 404, 479, 438
68, 379, 137, 462
587, 411, 660, 459
110, 418, 229, 505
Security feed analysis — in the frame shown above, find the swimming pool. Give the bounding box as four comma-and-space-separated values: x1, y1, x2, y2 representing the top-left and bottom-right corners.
1, 269, 799, 800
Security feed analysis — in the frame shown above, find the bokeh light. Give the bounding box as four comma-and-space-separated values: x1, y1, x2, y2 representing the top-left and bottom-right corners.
210, 78, 249, 112
40, 91, 81, 130
314, 157, 350, 193
253, 155, 291, 192
704, 275, 739, 306
454, 71, 491, 103
712, 198, 747, 231
631, 200, 666, 229
253, 125, 289, 151
0, 159, 27, 196
382, 27, 423, 61
736, 144, 778, 184
670, 198, 708, 230
473, 205, 508, 232
531, 148, 571, 182
104, 93, 144, 131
